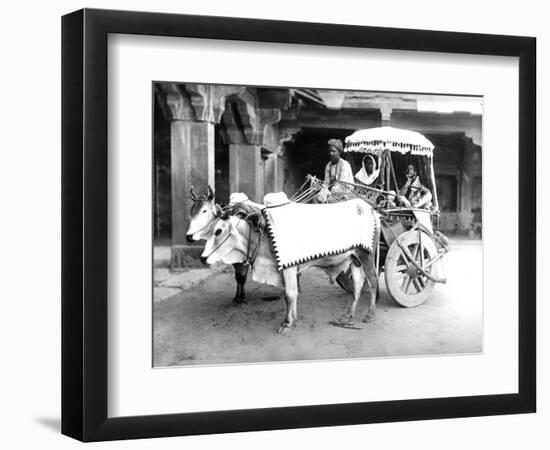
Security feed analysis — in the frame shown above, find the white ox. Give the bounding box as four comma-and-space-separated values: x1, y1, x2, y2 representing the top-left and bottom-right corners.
200, 197, 380, 333
186, 186, 263, 304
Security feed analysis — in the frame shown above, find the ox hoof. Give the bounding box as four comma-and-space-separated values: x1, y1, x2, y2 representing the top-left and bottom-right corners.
338, 314, 354, 324
362, 315, 375, 324
232, 298, 247, 306
277, 323, 292, 334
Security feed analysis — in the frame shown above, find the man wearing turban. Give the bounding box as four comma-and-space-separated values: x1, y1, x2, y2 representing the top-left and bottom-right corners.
323, 138, 354, 185
316, 138, 354, 203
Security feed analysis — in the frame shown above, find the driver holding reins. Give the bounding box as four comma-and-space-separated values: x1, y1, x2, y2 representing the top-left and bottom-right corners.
316, 138, 354, 203
323, 138, 354, 186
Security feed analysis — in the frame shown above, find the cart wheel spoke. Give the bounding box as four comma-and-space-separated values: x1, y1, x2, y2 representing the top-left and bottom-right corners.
412, 278, 423, 293
400, 275, 410, 292
397, 251, 407, 266
404, 276, 413, 294
395, 272, 406, 281
419, 231, 425, 269
417, 276, 426, 288
412, 243, 421, 262
395, 264, 407, 273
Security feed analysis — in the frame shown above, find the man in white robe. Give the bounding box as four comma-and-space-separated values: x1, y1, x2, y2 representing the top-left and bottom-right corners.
323, 138, 354, 185
316, 139, 354, 203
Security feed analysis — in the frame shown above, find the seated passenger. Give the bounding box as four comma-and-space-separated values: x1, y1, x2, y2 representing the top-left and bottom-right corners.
397, 164, 432, 209
354, 154, 380, 186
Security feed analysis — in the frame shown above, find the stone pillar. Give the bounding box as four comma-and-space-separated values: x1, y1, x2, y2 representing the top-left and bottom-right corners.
264, 154, 284, 193
458, 173, 473, 231
160, 83, 245, 269
380, 104, 393, 126
170, 120, 215, 268
229, 144, 264, 203
458, 141, 476, 232
225, 105, 282, 203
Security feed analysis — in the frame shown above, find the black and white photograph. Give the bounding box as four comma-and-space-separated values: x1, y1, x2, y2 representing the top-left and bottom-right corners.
153, 84, 483, 367
1, 0, 543, 447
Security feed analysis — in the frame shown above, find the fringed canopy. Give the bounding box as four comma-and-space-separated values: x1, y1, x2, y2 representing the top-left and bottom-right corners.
344, 126, 434, 157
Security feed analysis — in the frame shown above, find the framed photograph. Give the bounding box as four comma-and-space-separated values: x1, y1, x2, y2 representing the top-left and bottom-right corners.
62, 8, 536, 442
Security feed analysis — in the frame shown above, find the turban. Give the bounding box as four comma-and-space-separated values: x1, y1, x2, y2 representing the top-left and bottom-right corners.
327, 138, 343, 153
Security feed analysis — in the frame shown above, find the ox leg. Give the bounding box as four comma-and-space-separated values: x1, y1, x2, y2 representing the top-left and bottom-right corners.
361, 252, 378, 324
278, 267, 299, 333
339, 262, 365, 324
233, 263, 248, 305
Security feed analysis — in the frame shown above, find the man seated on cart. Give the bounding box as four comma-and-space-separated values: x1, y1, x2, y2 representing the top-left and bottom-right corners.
316, 138, 354, 202
397, 164, 433, 209
323, 138, 354, 185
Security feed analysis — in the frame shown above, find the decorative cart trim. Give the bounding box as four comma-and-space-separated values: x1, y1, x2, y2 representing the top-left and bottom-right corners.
344, 126, 435, 156
263, 199, 377, 271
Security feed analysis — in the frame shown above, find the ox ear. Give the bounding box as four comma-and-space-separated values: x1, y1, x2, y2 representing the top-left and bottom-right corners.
207, 185, 215, 201
215, 203, 224, 217
189, 185, 198, 201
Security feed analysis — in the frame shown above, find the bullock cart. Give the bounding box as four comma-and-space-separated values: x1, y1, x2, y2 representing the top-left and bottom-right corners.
293, 126, 449, 307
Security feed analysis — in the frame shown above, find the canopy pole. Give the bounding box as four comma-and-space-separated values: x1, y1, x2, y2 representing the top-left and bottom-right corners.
385, 149, 390, 191
389, 151, 399, 192
429, 155, 439, 211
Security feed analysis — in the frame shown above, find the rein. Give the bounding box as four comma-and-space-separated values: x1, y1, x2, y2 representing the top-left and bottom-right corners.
190, 216, 216, 237
200, 222, 234, 260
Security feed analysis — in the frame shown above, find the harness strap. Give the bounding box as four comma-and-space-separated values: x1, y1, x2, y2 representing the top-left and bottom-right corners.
189, 212, 217, 237
202, 215, 263, 266
244, 219, 262, 267
201, 229, 232, 260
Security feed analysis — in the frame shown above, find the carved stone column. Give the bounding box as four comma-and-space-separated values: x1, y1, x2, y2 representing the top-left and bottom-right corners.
276, 126, 301, 195
170, 120, 215, 243
264, 154, 285, 193
226, 104, 282, 202
458, 139, 476, 232
229, 144, 264, 202
380, 104, 393, 126
159, 83, 243, 269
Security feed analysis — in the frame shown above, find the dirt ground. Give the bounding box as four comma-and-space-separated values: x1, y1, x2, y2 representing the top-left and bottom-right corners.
153, 239, 482, 367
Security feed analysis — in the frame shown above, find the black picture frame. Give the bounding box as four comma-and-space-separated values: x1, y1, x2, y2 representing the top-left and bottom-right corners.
62, 8, 536, 442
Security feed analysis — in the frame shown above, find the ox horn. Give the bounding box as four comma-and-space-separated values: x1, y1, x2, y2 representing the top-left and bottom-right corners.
207, 184, 215, 201
189, 185, 198, 201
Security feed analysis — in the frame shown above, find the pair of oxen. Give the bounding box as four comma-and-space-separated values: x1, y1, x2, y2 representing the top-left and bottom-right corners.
186, 186, 380, 333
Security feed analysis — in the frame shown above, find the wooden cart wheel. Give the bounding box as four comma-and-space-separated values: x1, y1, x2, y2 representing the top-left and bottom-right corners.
384, 229, 442, 307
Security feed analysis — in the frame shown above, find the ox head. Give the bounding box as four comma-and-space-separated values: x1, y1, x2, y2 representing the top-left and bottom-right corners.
200, 216, 248, 265
186, 185, 221, 242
